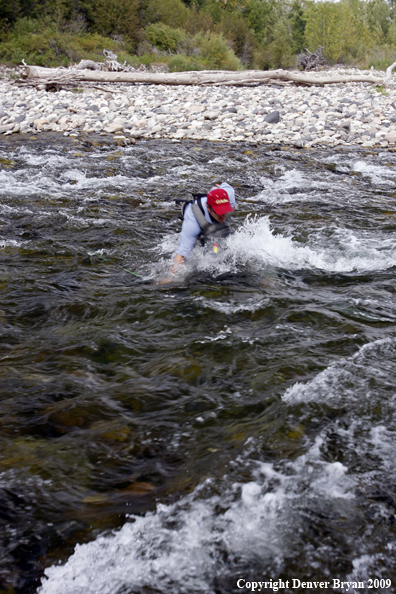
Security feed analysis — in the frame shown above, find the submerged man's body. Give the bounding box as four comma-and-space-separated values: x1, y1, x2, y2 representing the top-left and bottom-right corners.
172, 182, 235, 271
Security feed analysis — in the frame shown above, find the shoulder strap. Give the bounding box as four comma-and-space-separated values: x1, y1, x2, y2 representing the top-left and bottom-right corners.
196, 196, 205, 216
191, 202, 210, 232
176, 194, 206, 222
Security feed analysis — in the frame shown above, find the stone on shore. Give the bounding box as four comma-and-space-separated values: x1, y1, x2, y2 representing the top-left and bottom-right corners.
264, 110, 281, 124
385, 131, 396, 143
204, 111, 220, 120
104, 118, 125, 134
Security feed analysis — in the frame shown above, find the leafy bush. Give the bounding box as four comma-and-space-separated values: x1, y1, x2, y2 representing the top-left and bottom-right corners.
168, 55, 204, 71
387, 20, 396, 45
359, 45, 396, 70
140, 24, 241, 70
193, 31, 241, 69
143, 0, 189, 28
144, 23, 186, 52
0, 17, 127, 66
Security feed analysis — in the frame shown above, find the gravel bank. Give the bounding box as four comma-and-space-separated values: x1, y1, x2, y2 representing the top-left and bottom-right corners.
1, 67, 396, 148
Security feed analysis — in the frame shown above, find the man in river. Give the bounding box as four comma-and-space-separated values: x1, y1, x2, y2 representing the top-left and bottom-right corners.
171, 182, 235, 273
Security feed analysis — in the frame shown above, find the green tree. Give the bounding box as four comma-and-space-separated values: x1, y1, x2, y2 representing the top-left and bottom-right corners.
217, 9, 255, 62
141, 0, 190, 28
242, 0, 276, 44
288, 0, 306, 53
194, 30, 241, 68
267, 16, 294, 67
91, 0, 139, 45
366, 0, 391, 40
211, 0, 248, 10
305, 0, 360, 62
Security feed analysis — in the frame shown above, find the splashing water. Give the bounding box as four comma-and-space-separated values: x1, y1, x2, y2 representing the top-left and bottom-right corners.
1, 136, 396, 593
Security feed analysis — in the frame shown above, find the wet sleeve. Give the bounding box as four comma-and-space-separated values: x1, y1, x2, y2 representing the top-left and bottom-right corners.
220, 182, 235, 208
175, 204, 202, 258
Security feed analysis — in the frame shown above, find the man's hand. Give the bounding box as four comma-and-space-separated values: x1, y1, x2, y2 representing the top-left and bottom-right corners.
156, 255, 185, 285
170, 254, 185, 274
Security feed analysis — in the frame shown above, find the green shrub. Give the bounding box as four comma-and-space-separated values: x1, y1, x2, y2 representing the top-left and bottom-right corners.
387, 20, 396, 45
73, 33, 119, 54
139, 52, 160, 66
359, 44, 396, 70
144, 23, 186, 52
251, 46, 272, 70
193, 31, 241, 69
143, 0, 189, 28
217, 10, 256, 63
0, 17, 131, 66
168, 54, 204, 71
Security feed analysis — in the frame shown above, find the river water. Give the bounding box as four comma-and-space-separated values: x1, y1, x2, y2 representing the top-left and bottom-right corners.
1, 134, 396, 594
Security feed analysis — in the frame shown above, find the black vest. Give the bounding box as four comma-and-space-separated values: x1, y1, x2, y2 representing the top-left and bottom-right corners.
179, 195, 233, 247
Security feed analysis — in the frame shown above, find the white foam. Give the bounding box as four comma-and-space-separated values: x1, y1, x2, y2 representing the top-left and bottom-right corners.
227, 216, 396, 274
19, 153, 71, 168
58, 170, 133, 193
0, 166, 151, 200
197, 326, 232, 343
290, 436, 355, 500
38, 435, 358, 594
39, 478, 286, 594
353, 160, 396, 185
63, 214, 115, 228
194, 295, 269, 314
282, 337, 396, 404
252, 169, 325, 204
0, 239, 23, 249
157, 215, 396, 280
368, 424, 396, 476
347, 552, 392, 592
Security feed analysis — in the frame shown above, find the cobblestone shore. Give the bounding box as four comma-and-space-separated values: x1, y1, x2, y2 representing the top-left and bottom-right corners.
1, 67, 396, 148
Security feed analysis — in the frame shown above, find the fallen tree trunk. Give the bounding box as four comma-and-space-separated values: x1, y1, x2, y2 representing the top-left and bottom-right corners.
386, 61, 396, 81
23, 64, 386, 87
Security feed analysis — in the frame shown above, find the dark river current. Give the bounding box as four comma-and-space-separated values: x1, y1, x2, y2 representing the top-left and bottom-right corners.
1, 134, 396, 594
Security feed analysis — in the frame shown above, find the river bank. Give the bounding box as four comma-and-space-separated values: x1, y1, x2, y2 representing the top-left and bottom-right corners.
1, 66, 396, 148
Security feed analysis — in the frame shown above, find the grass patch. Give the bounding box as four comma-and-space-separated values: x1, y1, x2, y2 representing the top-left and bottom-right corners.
375, 84, 389, 95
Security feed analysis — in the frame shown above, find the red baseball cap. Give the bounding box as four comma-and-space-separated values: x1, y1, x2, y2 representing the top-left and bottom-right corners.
206, 188, 233, 215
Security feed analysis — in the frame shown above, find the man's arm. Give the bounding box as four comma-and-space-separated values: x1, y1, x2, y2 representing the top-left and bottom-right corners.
171, 205, 202, 267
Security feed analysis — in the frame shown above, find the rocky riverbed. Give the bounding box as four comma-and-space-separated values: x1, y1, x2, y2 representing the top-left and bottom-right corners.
2, 67, 396, 148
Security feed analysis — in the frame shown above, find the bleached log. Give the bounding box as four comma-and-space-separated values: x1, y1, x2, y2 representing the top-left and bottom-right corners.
385, 61, 396, 82
22, 64, 386, 87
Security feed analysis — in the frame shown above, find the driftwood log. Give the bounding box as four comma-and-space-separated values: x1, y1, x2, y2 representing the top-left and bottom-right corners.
297, 47, 325, 71
22, 64, 388, 88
